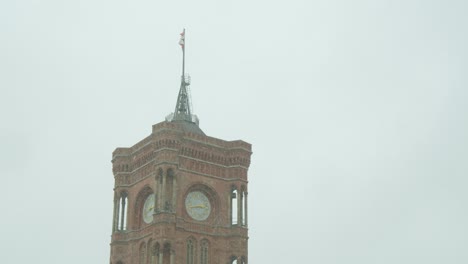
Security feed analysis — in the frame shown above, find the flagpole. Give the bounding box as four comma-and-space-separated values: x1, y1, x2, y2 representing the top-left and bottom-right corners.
182, 28, 185, 80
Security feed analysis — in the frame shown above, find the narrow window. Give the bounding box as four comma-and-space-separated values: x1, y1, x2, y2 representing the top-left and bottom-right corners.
151, 243, 160, 264
186, 239, 194, 264
231, 188, 238, 225
163, 243, 171, 264
122, 196, 128, 230
117, 197, 123, 230
231, 256, 238, 264
200, 240, 209, 264
117, 193, 128, 231
146, 240, 152, 264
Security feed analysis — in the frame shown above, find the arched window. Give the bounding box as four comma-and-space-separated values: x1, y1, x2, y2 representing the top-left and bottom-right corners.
147, 239, 153, 264
163, 243, 172, 264
230, 256, 238, 264
241, 256, 247, 264
150, 243, 160, 264
241, 186, 247, 226
186, 238, 195, 264
115, 192, 128, 231
200, 239, 209, 264
231, 187, 238, 225
158, 168, 163, 179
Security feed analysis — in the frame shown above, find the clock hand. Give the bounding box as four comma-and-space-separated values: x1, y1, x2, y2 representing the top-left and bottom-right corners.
190, 204, 206, 209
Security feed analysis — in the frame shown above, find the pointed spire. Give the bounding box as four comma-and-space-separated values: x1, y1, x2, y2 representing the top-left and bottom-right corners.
165, 29, 204, 135
173, 76, 193, 122
172, 29, 194, 123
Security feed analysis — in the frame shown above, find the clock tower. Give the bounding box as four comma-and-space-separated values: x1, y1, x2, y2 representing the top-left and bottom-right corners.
109, 30, 252, 264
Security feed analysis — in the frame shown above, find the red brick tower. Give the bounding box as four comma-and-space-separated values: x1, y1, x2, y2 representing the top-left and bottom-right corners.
109, 30, 251, 264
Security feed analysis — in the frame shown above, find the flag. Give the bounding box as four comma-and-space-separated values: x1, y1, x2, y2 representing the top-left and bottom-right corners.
179, 29, 185, 49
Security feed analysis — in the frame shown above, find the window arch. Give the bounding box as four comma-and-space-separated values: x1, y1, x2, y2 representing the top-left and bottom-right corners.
230, 256, 238, 264
163, 243, 172, 264
114, 191, 128, 231
158, 168, 163, 183
229, 255, 246, 264
186, 237, 195, 264
200, 239, 209, 264
146, 239, 153, 264
231, 186, 238, 225
241, 256, 246, 264
151, 243, 160, 264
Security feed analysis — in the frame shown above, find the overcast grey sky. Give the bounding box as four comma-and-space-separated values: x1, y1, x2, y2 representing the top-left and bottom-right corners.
1, 0, 468, 263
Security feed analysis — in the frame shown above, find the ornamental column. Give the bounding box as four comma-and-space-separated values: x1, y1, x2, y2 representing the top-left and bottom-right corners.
170, 250, 175, 264
154, 174, 159, 213
172, 176, 177, 213
157, 174, 163, 211
237, 189, 242, 225
113, 195, 119, 231
244, 192, 248, 226
161, 171, 167, 211
159, 252, 163, 264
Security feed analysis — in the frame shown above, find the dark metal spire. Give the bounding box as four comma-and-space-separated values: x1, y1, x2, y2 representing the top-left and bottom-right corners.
172, 29, 194, 123
165, 29, 204, 135
173, 77, 193, 122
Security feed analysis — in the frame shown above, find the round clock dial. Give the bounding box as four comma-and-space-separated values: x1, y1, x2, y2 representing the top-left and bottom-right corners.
142, 194, 155, 224
185, 191, 211, 221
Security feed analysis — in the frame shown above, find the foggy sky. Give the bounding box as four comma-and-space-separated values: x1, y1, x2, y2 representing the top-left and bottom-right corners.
1, 0, 467, 263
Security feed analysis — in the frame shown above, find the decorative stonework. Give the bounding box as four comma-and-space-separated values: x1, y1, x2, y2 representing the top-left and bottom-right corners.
110, 120, 251, 264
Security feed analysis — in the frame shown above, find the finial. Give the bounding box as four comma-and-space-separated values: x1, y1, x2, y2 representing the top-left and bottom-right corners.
179, 28, 185, 78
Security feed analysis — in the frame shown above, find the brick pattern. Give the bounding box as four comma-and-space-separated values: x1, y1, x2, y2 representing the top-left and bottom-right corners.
110, 121, 251, 264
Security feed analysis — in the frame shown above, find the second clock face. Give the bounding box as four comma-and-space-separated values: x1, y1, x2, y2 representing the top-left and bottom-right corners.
185, 191, 211, 221
142, 194, 155, 224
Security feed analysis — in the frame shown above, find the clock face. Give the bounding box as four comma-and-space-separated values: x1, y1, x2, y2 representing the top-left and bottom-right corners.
142, 194, 155, 224
185, 191, 211, 221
